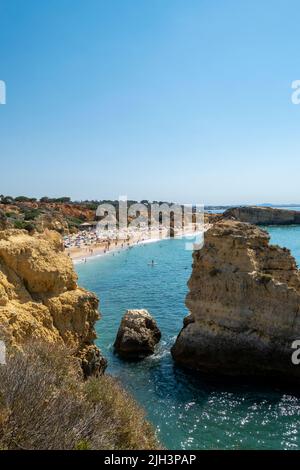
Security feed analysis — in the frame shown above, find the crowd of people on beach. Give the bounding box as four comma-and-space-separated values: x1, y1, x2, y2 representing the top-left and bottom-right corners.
63, 225, 171, 262
64, 222, 201, 263
63, 225, 172, 250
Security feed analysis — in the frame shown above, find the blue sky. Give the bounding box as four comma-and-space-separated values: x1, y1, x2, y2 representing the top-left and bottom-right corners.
0, 0, 299, 205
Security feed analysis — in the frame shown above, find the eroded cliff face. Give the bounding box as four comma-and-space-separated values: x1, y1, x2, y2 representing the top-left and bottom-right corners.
223, 206, 300, 225
171, 220, 300, 381
0, 229, 106, 376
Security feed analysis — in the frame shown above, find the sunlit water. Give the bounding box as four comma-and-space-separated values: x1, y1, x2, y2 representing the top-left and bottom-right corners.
76, 227, 300, 450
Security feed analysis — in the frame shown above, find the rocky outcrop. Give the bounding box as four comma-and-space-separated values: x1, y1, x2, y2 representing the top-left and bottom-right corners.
171, 220, 300, 382
0, 209, 12, 230
0, 229, 106, 376
34, 212, 69, 234
0, 201, 96, 235
223, 206, 300, 225
114, 309, 161, 359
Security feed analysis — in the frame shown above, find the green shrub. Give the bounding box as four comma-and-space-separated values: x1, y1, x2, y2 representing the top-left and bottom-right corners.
67, 216, 84, 226
13, 220, 26, 230
13, 220, 35, 232
74, 440, 91, 450
84, 376, 160, 450
0, 342, 160, 450
14, 196, 37, 202
24, 209, 41, 221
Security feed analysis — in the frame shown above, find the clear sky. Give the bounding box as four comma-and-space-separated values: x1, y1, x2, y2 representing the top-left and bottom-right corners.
0, 0, 299, 205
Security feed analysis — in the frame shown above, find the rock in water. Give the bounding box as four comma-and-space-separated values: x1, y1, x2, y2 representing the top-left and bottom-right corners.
114, 309, 161, 359
0, 229, 107, 376
171, 220, 300, 382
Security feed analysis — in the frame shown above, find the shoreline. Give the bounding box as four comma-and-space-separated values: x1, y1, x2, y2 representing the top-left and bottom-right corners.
67, 228, 206, 265
71, 236, 162, 265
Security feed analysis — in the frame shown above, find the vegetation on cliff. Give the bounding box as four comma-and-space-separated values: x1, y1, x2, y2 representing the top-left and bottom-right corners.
0, 228, 160, 449
223, 206, 300, 225
0, 194, 201, 235
0, 342, 160, 450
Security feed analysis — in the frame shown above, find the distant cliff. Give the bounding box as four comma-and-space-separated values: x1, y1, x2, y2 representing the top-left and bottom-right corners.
223, 206, 300, 225
0, 201, 96, 234
172, 220, 300, 382
0, 229, 106, 376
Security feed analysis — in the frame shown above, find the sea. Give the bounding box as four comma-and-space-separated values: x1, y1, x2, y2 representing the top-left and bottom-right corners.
76, 216, 300, 450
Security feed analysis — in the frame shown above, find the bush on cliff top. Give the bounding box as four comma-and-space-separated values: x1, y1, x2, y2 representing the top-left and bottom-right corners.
0, 342, 160, 450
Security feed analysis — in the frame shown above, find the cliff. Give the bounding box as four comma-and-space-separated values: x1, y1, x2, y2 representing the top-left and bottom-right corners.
223, 206, 300, 225
0, 229, 106, 376
171, 220, 300, 381
0, 201, 96, 234
0, 229, 162, 450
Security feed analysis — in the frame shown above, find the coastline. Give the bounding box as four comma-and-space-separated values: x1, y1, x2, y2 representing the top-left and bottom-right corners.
67, 227, 207, 265
70, 236, 161, 265
75, 222, 300, 450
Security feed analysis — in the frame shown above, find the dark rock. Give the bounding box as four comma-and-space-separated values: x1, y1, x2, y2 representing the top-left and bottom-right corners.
80, 345, 107, 378
114, 309, 161, 359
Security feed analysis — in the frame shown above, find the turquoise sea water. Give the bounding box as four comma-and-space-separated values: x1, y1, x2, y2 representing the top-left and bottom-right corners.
266, 226, 300, 267
76, 227, 300, 450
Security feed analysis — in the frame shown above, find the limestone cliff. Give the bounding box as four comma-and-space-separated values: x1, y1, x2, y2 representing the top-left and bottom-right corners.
223, 206, 300, 225
0, 229, 106, 376
171, 220, 300, 381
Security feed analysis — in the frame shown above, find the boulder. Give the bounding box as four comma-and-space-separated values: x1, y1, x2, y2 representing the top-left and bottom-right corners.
114, 309, 161, 359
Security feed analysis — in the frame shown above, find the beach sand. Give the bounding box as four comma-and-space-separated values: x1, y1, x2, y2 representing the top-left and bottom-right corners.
67, 231, 165, 263
66, 226, 206, 264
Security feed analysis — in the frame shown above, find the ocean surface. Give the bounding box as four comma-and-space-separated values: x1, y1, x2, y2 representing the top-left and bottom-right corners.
76, 226, 300, 450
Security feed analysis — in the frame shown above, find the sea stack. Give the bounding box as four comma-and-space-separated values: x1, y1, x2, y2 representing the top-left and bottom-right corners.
114, 309, 161, 359
171, 220, 300, 382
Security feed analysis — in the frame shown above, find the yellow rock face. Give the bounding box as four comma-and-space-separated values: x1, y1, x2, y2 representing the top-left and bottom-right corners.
0, 229, 105, 374
172, 220, 300, 382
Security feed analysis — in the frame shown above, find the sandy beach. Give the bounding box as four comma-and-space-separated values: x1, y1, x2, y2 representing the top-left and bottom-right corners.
65, 225, 206, 264
67, 234, 159, 263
